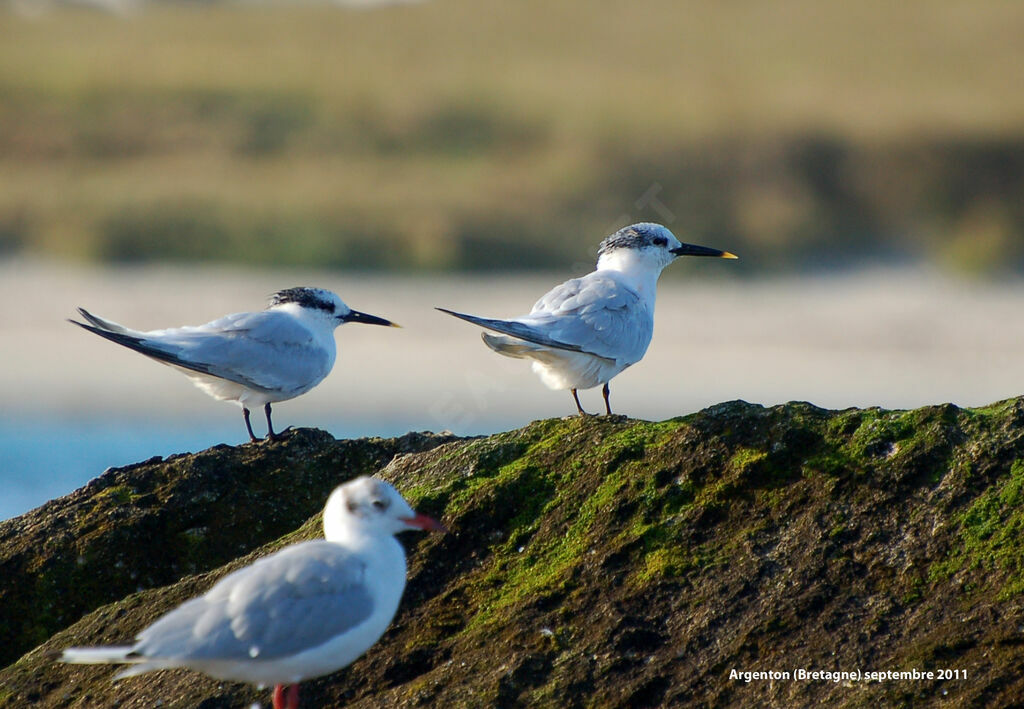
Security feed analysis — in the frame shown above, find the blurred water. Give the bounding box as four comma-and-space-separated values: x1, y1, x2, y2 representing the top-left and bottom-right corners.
0, 413, 499, 522
0, 417, 239, 520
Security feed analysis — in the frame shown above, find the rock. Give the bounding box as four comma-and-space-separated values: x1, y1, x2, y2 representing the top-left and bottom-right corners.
2, 400, 1024, 707
0, 428, 457, 669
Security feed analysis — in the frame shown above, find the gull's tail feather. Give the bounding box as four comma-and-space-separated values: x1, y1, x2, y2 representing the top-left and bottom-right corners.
61, 646, 135, 665
114, 663, 160, 680
436, 307, 584, 354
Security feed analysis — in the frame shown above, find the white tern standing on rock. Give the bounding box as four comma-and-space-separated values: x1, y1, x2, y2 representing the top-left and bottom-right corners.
438, 223, 737, 415
70, 287, 399, 441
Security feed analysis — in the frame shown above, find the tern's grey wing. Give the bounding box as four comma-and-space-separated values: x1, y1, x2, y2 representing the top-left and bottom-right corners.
134, 541, 375, 662
69, 316, 273, 393
74, 308, 131, 335
522, 274, 652, 363
157, 311, 332, 393
436, 308, 585, 354
72, 309, 330, 394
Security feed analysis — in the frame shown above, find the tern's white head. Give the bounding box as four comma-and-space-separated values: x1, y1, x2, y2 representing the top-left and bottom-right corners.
596, 223, 737, 276
323, 476, 446, 542
268, 287, 398, 329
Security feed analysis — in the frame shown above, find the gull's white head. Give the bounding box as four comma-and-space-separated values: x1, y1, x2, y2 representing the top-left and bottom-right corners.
323, 476, 446, 541
596, 223, 737, 274
268, 287, 398, 329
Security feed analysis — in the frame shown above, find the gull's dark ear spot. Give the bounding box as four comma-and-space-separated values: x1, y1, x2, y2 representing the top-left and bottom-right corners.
346, 498, 360, 514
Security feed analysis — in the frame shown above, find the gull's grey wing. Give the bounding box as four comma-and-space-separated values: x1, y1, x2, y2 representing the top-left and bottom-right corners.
436, 308, 585, 353
521, 272, 653, 363
133, 541, 375, 662
70, 308, 330, 394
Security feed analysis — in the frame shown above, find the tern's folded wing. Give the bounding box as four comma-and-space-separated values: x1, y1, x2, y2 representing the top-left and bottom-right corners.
133, 541, 376, 662
523, 274, 652, 363
436, 308, 586, 354
72, 310, 330, 394
439, 272, 651, 364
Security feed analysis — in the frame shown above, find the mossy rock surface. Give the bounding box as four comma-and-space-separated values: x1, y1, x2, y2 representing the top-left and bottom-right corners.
0, 429, 456, 669
2, 400, 1024, 707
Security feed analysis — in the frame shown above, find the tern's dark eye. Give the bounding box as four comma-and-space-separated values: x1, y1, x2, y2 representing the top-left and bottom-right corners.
371, 499, 388, 511
652, 236, 667, 247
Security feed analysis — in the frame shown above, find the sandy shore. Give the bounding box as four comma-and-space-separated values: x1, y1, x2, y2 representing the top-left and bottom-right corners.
3, 259, 1023, 435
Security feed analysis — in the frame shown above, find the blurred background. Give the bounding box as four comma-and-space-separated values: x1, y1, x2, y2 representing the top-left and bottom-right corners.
1, 0, 1023, 518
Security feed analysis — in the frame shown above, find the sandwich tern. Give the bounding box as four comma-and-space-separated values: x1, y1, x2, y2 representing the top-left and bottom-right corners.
438, 223, 736, 415
69, 287, 398, 441
62, 476, 446, 709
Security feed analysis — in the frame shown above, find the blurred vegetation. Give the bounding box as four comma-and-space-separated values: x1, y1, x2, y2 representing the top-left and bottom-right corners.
0, 0, 1022, 273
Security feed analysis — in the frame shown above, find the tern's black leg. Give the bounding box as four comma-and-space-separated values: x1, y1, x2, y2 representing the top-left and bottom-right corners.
571, 388, 587, 416
602, 382, 612, 416
264, 402, 278, 441
242, 407, 258, 442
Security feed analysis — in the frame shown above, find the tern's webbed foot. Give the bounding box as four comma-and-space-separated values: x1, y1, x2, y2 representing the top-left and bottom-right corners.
264, 426, 297, 444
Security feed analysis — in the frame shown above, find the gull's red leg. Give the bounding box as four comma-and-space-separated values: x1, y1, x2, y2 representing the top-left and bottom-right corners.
272, 682, 300, 708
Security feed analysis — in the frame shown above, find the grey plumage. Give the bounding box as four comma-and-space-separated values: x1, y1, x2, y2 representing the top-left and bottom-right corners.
435, 308, 585, 354
61, 476, 446, 708
128, 542, 374, 666
436, 272, 645, 365
437, 222, 735, 414
596, 223, 667, 257
68, 307, 330, 397
67, 288, 398, 441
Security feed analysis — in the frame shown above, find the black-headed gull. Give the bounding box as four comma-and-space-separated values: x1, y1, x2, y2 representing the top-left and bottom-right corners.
61, 476, 446, 709
438, 223, 736, 415
69, 287, 398, 441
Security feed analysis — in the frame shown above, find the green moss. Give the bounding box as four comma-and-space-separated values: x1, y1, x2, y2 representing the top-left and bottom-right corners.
848, 409, 914, 457
10, 400, 1024, 706
929, 459, 1024, 599
827, 509, 848, 539
730, 448, 768, 471
452, 418, 691, 629
94, 484, 139, 506
469, 469, 622, 625
965, 397, 1020, 420
631, 542, 720, 586
635, 547, 678, 583
902, 575, 926, 605
804, 449, 858, 477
